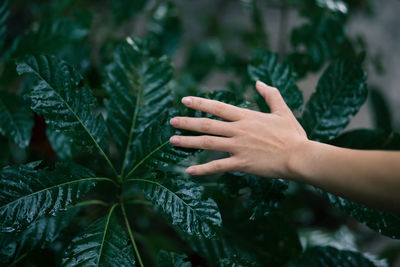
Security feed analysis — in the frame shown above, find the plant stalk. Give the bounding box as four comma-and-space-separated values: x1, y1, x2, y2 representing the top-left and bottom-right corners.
120, 202, 144, 267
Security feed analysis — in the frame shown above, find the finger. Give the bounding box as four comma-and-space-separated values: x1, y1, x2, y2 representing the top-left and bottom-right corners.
186, 157, 237, 175
170, 135, 233, 152
181, 96, 244, 121
255, 81, 290, 113
170, 117, 235, 137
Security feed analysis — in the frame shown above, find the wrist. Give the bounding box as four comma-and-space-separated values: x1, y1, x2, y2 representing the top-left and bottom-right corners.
286, 139, 322, 183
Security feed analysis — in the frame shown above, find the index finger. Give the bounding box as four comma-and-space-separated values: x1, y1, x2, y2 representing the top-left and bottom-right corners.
181, 96, 244, 121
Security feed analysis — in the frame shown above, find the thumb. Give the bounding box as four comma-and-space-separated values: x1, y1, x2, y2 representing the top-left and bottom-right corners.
256, 81, 288, 113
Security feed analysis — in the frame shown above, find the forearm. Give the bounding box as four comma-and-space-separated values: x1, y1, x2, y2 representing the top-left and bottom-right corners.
289, 140, 400, 214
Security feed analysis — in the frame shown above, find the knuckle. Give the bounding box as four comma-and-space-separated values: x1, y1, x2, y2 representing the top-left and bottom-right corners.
200, 119, 212, 132
212, 160, 223, 171
201, 136, 214, 148
213, 101, 225, 115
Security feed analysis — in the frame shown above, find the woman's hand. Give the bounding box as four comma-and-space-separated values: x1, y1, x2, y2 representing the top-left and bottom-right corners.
169, 81, 309, 179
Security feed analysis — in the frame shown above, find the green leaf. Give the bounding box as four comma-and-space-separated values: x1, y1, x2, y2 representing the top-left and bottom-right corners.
16, 55, 114, 173
62, 205, 136, 266
369, 88, 393, 131
104, 37, 173, 176
300, 58, 367, 142
0, 162, 105, 233
219, 255, 259, 267
112, 0, 147, 23
330, 129, 400, 150
248, 50, 303, 112
288, 14, 353, 77
46, 127, 76, 160
219, 172, 288, 220
0, 92, 33, 148
127, 172, 222, 238
148, 1, 182, 57
16, 207, 80, 256
157, 250, 191, 267
323, 192, 400, 239
125, 112, 193, 178
287, 246, 376, 267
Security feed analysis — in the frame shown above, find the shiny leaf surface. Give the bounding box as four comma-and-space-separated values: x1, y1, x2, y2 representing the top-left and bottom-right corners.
248, 50, 303, 112
301, 58, 367, 142
0, 162, 98, 233
127, 173, 222, 238
62, 207, 136, 266
157, 250, 191, 267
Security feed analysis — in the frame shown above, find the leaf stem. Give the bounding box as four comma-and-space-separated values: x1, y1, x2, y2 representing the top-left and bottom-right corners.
74, 199, 109, 207
120, 202, 144, 267
7, 252, 27, 267
96, 203, 119, 267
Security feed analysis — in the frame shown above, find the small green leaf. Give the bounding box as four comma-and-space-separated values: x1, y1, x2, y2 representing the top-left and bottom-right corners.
127, 172, 222, 238
46, 127, 77, 160
0, 162, 104, 233
62, 206, 136, 266
104, 37, 173, 176
248, 50, 303, 112
16, 55, 114, 173
301, 58, 367, 142
157, 250, 191, 267
0, 92, 33, 148
287, 246, 376, 267
148, 1, 182, 57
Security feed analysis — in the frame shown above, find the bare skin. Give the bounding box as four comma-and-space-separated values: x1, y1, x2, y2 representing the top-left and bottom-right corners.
169, 81, 400, 214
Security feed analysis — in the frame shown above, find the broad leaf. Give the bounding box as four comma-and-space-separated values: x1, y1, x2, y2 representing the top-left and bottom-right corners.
62, 207, 136, 266
219, 172, 288, 220
369, 88, 393, 131
219, 255, 259, 267
127, 172, 222, 238
157, 250, 191, 267
125, 112, 192, 178
287, 246, 376, 267
0, 92, 33, 148
16, 55, 112, 170
0, 162, 103, 233
300, 58, 367, 142
248, 50, 303, 112
323, 192, 400, 239
288, 14, 353, 77
103, 37, 173, 176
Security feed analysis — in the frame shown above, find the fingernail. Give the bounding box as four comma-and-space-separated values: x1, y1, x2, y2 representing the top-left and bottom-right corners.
256, 80, 265, 87
182, 97, 192, 106
170, 118, 179, 126
186, 167, 195, 174
170, 136, 180, 145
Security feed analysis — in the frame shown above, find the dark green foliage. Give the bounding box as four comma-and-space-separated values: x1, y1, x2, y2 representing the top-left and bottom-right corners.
62, 208, 136, 266
301, 58, 368, 142
0, 161, 97, 233
16, 55, 111, 168
157, 250, 191, 267
0, 92, 33, 148
128, 172, 222, 238
330, 129, 400, 150
287, 246, 376, 267
248, 50, 303, 112
369, 87, 393, 131
0, 1, 397, 265
148, 2, 182, 57
219, 172, 288, 220
103, 37, 174, 176
112, 0, 147, 24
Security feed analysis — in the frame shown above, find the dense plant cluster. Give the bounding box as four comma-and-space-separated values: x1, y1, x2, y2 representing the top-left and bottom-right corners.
0, 0, 399, 266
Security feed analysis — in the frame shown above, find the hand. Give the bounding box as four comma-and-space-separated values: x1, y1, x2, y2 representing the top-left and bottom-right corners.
169, 81, 309, 179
